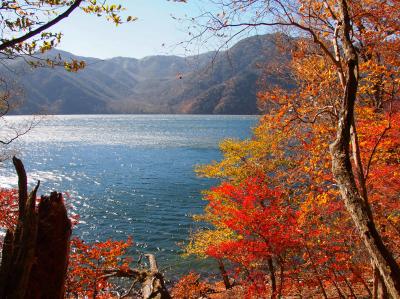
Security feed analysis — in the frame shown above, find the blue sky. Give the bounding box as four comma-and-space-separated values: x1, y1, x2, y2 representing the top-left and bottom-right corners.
54, 0, 213, 59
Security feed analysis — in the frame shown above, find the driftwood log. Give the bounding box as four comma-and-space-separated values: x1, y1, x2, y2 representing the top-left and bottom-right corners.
0, 157, 71, 299
101, 253, 171, 299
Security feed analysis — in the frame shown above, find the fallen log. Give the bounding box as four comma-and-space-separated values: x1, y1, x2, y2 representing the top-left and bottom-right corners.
101, 253, 171, 299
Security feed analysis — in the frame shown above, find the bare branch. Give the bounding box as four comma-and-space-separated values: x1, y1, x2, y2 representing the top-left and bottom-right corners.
364, 118, 391, 181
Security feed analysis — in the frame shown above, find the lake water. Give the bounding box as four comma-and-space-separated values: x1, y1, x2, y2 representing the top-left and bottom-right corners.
0, 115, 258, 278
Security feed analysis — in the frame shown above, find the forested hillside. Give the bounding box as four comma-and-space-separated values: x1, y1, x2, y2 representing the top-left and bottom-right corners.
3, 34, 291, 115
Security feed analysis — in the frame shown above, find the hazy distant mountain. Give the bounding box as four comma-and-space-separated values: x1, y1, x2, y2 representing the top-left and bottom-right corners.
2, 34, 292, 115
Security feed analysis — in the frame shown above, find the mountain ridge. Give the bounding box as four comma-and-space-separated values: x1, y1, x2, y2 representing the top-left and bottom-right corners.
2, 34, 291, 115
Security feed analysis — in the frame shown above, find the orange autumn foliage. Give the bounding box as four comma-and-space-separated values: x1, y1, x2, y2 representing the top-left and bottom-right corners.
171, 272, 209, 299
188, 0, 400, 294
65, 237, 133, 298
0, 189, 18, 231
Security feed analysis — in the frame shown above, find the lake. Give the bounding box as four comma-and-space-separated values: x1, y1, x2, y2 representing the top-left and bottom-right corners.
0, 114, 258, 278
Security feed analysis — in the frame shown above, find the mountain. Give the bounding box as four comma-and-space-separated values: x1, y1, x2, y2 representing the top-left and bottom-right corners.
2, 34, 292, 115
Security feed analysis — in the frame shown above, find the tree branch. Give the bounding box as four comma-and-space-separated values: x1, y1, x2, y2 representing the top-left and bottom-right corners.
364, 120, 391, 181
0, 0, 83, 52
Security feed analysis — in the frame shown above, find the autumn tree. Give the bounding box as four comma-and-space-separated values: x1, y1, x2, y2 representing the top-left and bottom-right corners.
188, 110, 379, 296
66, 237, 133, 298
171, 272, 209, 299
66, 237, 172, 299
188, 0, 400, 296
203, 176, 304, 297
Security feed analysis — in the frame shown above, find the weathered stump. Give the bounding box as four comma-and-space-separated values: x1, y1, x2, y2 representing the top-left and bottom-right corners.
27, 191, 72, 299
0, 157, 71, 299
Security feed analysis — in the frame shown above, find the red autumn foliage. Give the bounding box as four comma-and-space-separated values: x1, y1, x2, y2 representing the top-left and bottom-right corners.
0, 188, 18, 230
195, 171, 377, 297
205, 177, 302, 263
65, 237, 133, 298
171, 272, 209, 299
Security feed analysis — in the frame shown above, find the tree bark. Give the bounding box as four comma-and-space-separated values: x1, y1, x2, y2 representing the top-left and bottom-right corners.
141, 254, 171, 299
27, 191, 72, 299
373, 265, 379, 299
217, 259, 231, 290
0, 157, 72, 299
305, 247, 328, 299
278, 257, 284, 298
267, 257, 277, 298
350, 267, 371, 297
0, 230, 14, 297
101, 258, 171, 299
329, 1, 400, 297
2, 158, 40, 298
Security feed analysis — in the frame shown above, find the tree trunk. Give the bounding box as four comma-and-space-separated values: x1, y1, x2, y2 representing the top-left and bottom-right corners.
350, 267, 371, 297
373, 265, 379, 299
329, 2, 400, 297
278, 256, 284, 298
0, 157, 72, 299
217, 259, 231, 290
374, 265, 389, 299
305, 247, 328, 299
0, 157, 40, 298
267, 257, 277, 298
27, 191, 72, 299
331, 270, 346, 299
0, 230, 14, 297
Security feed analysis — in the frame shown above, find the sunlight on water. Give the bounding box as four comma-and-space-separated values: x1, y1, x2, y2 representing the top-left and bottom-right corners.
0, 114, 258, 278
